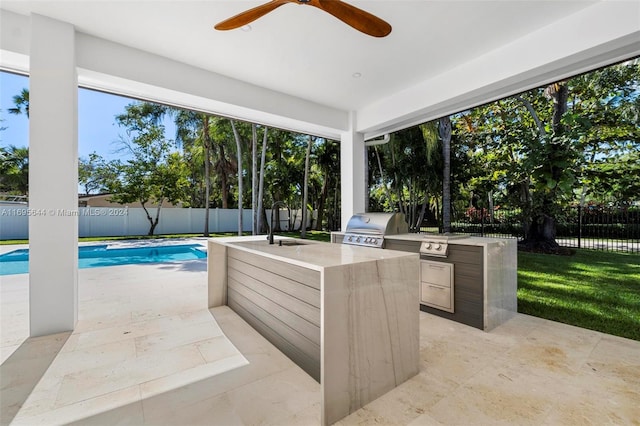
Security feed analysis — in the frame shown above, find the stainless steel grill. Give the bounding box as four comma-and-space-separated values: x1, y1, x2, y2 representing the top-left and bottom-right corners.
343, 212, 408, 248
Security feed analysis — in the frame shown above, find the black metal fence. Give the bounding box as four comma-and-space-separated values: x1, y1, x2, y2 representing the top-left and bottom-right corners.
446, 205, 640, 254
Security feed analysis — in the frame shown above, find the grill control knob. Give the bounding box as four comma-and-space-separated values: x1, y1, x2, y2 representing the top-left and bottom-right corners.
356, 237, 361, 243
434, 244, 442, 250
424, 243, 432, 250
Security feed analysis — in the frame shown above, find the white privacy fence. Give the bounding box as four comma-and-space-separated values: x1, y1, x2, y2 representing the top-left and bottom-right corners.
0, 206, 312, 240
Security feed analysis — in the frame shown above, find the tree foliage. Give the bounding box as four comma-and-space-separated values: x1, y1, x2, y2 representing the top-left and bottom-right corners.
0, 145, 29, 194
105, 103, 189, 235
4, 59, 635, 241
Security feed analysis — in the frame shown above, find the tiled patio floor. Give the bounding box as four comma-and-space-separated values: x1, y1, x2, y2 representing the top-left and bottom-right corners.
1, 253, 639, 425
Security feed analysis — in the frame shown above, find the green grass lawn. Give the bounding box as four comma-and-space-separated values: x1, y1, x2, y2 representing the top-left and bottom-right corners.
518, 249, 640, 341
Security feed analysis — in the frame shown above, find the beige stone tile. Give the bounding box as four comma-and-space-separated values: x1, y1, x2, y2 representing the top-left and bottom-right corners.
407, 412, 444, 425
482, 313, 546, 345
427, 362, 564, 426
542, 373, 640, 426
50, 339, 137, 378
274, 402, 322, 426
55, 344, 205, 406
0, 300, 29, 347
0, 344, 20, 364
196, 334, 241, 363
338, 371, 455, 426
72, 311, 200, 351
140, 349, 294, 422
12, 385, 142, 426
223, 366, 320, 425
505, 321, 603, 378
336, 405, 403, 426
145, 391, 244, 426
73, 311, 134, 334
9, 372, 65, 418
140, 364, 258, 424
134, 320, 224, 356
1, 332, 70, 389
419, 336, 506, 388
585, 334, 640, 384
179, 309, 221, 325
139, 353, 248, 399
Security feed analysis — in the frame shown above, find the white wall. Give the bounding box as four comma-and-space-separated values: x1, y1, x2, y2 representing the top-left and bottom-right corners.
0, 207, 312, 239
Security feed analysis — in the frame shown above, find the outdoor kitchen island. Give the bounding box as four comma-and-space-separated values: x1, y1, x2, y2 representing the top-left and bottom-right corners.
208, 236, 420, 426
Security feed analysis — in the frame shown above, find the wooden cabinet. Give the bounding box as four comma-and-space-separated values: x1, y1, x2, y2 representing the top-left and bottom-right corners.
420, 260, 454, 313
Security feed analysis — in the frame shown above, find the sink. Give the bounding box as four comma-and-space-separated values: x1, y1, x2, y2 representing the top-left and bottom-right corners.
276, 239, 309, 246
229, 239, 311, 249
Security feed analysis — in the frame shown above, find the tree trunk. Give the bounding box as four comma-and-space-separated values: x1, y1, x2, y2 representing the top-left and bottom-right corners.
520, 82, 568, 252
257, 127, 268, 234
230, 120, 243, 236
316, 169, 328, 231
301, 135, 312, 238
217, 142, 231, 209
520, 213, 560, 252
439, 116, 452, 233
416, 196, 428, 231
141, 200, 162, 236
203, 116, 212, 236
374, 146, 393, 209
252, 124, 258, 235
488, 191, 494, 224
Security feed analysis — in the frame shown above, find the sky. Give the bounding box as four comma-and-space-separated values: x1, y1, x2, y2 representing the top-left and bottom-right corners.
0, 70, 176, 162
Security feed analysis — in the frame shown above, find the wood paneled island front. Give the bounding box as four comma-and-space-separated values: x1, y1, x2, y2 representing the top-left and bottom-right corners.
208, 236, 419, 425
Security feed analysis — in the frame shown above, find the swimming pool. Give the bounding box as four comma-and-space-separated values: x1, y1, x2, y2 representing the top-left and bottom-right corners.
0, 244, 207, 276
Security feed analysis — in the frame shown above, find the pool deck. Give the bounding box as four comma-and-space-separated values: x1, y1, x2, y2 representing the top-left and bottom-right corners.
1, 239, 639, 425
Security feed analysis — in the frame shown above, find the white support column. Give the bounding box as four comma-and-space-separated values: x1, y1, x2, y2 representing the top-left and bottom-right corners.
340, 113, 366, 231
28, 14, 78, 336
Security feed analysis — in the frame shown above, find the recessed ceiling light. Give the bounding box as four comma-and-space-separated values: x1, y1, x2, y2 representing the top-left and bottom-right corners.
241, 25, 252, 32
352, 72, 362, 78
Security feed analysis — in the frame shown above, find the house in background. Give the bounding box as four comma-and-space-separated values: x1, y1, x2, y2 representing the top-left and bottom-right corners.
0, 0, 638, 338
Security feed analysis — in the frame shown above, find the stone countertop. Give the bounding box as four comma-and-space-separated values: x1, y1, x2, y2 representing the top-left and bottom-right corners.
332, 232, 516, 247
210, 235, 417, 271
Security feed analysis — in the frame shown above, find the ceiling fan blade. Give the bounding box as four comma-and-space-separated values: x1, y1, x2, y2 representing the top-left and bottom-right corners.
215, 0, 293, 30
314, 0, 391, 37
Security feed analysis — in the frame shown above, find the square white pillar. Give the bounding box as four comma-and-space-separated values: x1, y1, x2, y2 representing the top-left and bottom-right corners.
340, 113, 366, 231
28, 14, 78, 336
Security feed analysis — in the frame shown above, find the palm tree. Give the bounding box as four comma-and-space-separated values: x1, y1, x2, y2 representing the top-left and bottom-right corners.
251, 124, 258, 234
230, 120, 243, 235
301, 135, 313, 237
8, 88, 30, 117
0, 145, 29, 194
439, 116, 452, 233
257, 126, 269, 234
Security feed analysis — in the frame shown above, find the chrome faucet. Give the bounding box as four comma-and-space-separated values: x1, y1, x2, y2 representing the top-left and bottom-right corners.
268, 201, 290, 244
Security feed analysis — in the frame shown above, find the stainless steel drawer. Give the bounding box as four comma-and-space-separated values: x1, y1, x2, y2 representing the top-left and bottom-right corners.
420, 260, 454, 313
421, 261, 453, 288
420, 282, 453, 311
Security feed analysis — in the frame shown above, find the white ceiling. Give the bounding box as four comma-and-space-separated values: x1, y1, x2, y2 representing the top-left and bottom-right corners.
1, 0, 639, 138
1, 0, 599, 112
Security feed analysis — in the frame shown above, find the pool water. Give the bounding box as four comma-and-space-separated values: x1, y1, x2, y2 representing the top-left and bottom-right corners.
0, 244, 207, 276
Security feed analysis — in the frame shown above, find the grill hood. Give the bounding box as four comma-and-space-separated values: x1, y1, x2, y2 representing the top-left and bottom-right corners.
345, 212, 408, 236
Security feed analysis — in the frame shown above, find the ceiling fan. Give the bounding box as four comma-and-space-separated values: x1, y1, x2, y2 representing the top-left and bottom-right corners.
214, 0, 392, 38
